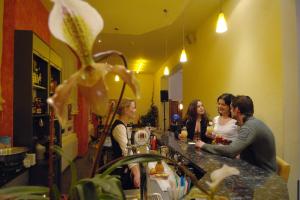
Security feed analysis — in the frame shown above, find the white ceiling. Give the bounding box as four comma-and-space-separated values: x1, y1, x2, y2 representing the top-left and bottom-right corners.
41, 0, 221, 73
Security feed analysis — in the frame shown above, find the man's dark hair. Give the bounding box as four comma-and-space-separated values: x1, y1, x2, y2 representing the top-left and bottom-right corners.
231, 95, 254, 121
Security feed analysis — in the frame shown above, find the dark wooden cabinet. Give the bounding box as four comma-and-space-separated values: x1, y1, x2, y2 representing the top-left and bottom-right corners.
13, 30, 62, 189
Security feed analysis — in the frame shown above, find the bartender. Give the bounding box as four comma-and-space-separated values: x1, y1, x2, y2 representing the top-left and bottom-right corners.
110, 98, 140, 189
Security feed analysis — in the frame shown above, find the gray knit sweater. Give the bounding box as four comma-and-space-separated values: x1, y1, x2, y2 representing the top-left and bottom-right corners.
202, 117, 277, 173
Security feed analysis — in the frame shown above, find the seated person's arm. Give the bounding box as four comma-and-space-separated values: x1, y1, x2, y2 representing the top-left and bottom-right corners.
112, 125, 140, 187
201, 126, 256, 158
130, 165, 140, 188
112, 125, 129, 156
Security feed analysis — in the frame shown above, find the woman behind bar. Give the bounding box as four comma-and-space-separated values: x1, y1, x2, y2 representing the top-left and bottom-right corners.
110, 98, 140, 189
184, 99, 212, 143
208, 93, 239, 143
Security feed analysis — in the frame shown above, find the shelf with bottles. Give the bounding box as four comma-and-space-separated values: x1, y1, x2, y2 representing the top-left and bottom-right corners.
32, 96, 48, 115
32, 84, 47, 90
49, 65, 61, 96
32, 54, 48, 89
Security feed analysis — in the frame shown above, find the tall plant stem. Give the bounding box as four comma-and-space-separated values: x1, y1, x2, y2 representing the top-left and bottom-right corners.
49, 111, 55, 195
89, 51, 128, 177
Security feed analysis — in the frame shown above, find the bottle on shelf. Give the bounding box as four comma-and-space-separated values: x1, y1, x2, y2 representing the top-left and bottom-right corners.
150, 135, 157, 150
35, 97, 42, 114
35, 142, 46, 161
50, 78, 57, 94
32, 102, 36, 114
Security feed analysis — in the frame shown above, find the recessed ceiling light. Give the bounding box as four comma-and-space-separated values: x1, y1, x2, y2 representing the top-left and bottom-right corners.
98, 39, 101, 43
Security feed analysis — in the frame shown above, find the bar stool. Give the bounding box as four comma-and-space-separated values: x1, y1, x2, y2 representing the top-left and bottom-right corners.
276, 156, 290, 182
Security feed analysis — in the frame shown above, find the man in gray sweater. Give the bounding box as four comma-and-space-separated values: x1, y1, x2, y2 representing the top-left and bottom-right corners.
195, 95, 277, 173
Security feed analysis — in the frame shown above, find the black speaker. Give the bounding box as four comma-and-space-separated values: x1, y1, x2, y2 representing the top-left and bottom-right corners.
160, 90, 169, 102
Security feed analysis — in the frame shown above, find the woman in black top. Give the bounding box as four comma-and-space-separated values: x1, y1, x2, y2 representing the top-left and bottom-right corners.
110, 99, 140, 189
184, 99, 212, 143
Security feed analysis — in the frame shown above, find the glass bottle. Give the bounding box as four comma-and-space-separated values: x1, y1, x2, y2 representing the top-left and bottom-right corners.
180, 127, 188, 141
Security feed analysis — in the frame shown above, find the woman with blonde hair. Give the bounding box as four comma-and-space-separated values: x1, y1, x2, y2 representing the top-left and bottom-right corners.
110, 98, 140, 189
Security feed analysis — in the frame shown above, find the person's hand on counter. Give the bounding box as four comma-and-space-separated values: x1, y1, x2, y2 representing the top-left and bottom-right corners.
195, 140, 205, 148
131, 165, 140, 188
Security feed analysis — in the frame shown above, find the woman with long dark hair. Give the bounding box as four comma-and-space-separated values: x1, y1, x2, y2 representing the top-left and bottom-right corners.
208, 93, 238, 143
184, 99, 212, 143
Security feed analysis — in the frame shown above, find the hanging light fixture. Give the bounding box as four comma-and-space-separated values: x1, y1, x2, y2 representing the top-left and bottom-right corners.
114, 75, 120, 82
179, 103, 183, 110
180, 49, 187, 63
164, 66, 170, 76
163, 9, 170, 76
216, 0, 228, 33
180, 9, 187, 63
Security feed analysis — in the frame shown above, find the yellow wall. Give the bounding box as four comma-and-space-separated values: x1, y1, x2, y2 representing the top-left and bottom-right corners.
154, 52, 181, 129
184, 0, 284, 151
154, 0, 299, 198
156, 0, 284, 151
106, 73, 154, 122
280, 0, 300, 198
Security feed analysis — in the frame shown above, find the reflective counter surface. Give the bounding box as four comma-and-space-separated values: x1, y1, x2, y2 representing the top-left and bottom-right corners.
156, 131, 288, 200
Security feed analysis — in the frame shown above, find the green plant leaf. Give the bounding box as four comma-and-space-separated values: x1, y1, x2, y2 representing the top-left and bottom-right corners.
0, 186, 48, 195
50, 184, 61, 200
15, 194, 49, 200
53, 145, 78, 197
73, 174, 125, 200
75, 182, 98, 200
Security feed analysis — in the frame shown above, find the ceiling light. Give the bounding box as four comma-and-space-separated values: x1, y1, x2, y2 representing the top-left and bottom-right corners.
180, 10, 187, 63
216, 12, 228, 33
114, 75, 120, 82
179, 103, 183, 110
163, 9, 171, 76
216, 1, 228, 33
164, 66, 169, 76
180, 49, 187, 63
136, 62, 143, 74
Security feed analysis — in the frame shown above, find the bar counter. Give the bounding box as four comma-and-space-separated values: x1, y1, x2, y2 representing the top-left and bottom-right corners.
156, 131, 288, 200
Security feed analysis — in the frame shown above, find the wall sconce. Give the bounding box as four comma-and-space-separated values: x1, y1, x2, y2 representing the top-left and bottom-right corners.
164, 66, 170, 76
114, 75, 120, 82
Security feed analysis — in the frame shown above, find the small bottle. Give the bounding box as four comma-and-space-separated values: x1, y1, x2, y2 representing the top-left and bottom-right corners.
36, 143, 46, 160
180, 127, 188, 141
35, 98, 42, 114
32, 102, 36, 114
151, 135, 157, 150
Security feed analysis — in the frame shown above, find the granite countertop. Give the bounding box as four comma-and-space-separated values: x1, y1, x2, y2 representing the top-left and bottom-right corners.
158, 132, 288, 200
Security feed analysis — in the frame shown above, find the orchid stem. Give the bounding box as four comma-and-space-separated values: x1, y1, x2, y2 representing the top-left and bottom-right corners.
89, 51, 128, 178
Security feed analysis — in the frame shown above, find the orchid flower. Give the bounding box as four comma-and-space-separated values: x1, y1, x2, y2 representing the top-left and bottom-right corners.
185, 165, 239, 199
47, 0, 139, 126
206, 164, 240, 192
